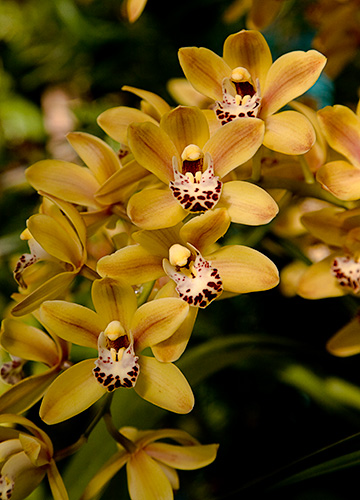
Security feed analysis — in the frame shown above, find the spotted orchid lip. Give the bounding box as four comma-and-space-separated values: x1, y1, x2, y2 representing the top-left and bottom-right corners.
169, 153, 222, 213
93, 331, 140, 392
214, 77, 261, 125
331, 255, 360, 293
163, 243, 223, 308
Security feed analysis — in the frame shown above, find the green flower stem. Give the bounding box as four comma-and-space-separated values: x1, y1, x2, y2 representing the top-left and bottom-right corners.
80, 264, 101, 281
298, 155, 315, 184
54, 393, 114, 461
103, 412, 137, 454
251, 146, 263, 182
136, 280, 155, 306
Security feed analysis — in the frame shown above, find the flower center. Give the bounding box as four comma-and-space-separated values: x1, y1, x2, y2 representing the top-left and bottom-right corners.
214, 66, 261, 125
331, 255, 360, 293
0, 356, 25, 386
93, 320, 140, 392
169, 147, 222, 213
163, 243, 223, 308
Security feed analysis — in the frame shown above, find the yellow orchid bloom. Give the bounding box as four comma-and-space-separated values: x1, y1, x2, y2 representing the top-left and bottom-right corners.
316, 104, 360, 200
25, 129, 150, 228
38, 277, 194, 424
178, 29, 326, 155
126, 104, 278, 229
81, 426, 218, 500
11, 196, 89, 317
97, 208, 279, 309
297, 206, 360, 299
0, 414, 68, 500
0, 315, 70, 415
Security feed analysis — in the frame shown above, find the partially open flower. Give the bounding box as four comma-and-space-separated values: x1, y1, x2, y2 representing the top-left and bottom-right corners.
0, 414, 67, 500
297, 206, 360, 299
81, 426, 218, 500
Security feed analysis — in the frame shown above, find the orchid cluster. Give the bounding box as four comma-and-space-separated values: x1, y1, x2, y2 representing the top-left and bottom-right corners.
1, 18, 360, 499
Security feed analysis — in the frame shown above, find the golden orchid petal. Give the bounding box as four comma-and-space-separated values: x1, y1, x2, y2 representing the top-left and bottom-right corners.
145, 442, 218, 470
151, 306, 198, 363
39, 359, 106, 424
81, 453, 128, 500
92, 278, 137, 332
180, 208, 231, 253
127, 122, 179, 184
132, 226, 180, 257
220, 180, 278, 225
122, 86, 171, 119
11, 271, 76, 317
160, 106, 210, 154
127, 449, 173, 500
134, 355, 194, 414
300, 206, 348, 247
261, 50, 327, 118
131, 298, 189, 353
46, 459, 69, 500
247, 0, 284, 30
94, 159, 149, 206
317, 105, 360, 168
43, 195, 87, 250
263, 110, 316, 155
27, 214, 83, 269
125, 0, 147, 23
0, 368, 59, 415
297, 255, 345, 299
316, 161, 360, 201
1, 319, 59, 366
40, 300, 104, 349
327, 317, 360, 357
97, 245, 164, 285
204, 118, 265, 178
19, 434, 48, 467
26, 160, 101, 209
223, 29, 272, 90
210, 245, 279, 293
97, 106, 158, 144
127, 188, 187, 230
67, 132, 121, 185
178, 47, 232, 101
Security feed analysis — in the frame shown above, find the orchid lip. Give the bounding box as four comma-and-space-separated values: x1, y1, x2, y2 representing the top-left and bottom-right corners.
163, 243, 223, 308
331, 255, 360, 293
214, 77, 261, 125
169, 153, 222, 213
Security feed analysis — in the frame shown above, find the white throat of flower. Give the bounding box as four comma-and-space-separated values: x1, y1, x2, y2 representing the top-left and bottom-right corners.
0, 475, 14, 500
163, 243, 223, 308
331, 255, 360, 293
214, 66, 261, 125
0, 356, 26, 386
93, 320, 140, 392
169, 145, 222, 213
